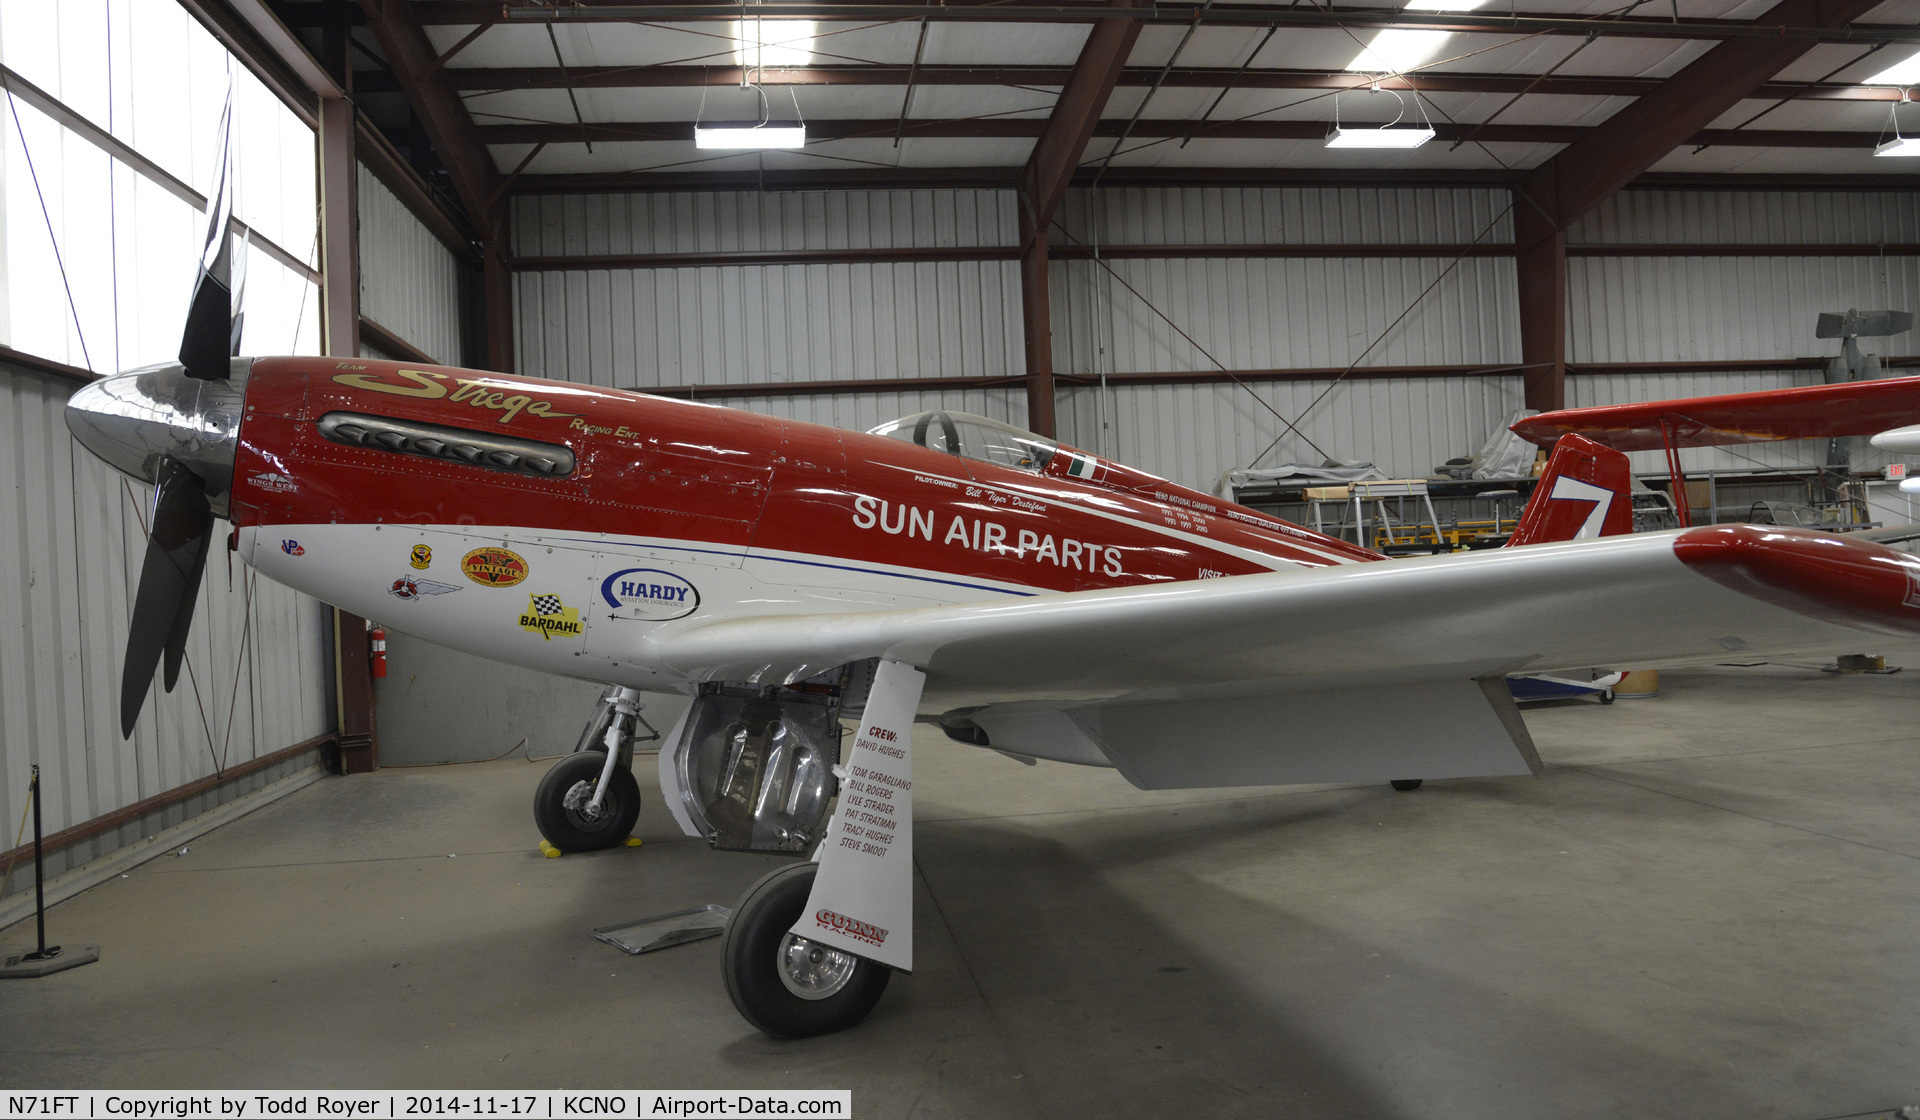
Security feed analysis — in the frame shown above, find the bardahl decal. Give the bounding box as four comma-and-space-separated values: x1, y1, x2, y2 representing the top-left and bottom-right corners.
410, 544, 432, 570
331, 368, 577, 424
462, 547, 529, 588
519, 594, 582, 641
281, 540, 304, 556
389, 576, 462, 601
599, 568, 700, 622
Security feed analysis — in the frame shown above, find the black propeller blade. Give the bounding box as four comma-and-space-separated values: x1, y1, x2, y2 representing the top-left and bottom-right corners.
122, 458, 214, 738
178, 83, 238, 382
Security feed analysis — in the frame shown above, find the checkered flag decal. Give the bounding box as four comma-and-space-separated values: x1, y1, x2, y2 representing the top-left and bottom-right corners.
530, 594, 563, 616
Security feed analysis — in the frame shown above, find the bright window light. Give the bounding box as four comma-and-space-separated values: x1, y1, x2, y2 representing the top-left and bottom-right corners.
733, 19, 815, 68
1862, 52, 1920, 86
1326, 126, 1436, 148
694, 124, 807, 149
1876, 136, 1920, 157
1346, 0, 1488, 73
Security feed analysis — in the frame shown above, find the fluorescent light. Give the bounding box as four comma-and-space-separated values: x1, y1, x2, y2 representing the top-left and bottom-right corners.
1876, 135, 1920, 157
694, 123, 807, 149
1403, 0, 1488, 9
1862, 52, 1920, 86
1326, 126, 1436, 148
733, 19, 815, 68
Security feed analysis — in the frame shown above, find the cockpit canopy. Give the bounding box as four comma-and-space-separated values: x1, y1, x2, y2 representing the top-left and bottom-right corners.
867, 410, 1057, 473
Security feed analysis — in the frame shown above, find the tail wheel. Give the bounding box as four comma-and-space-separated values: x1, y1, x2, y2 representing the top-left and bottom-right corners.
533, 751, 640, 851
1390, 779, 1423, 792
722, 862, 891, 1039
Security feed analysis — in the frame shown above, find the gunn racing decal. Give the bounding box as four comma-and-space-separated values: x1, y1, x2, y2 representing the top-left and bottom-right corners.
599, 568, 700, 622
462, 547, 530, 588
331, 369, 577, 424
852, 494, 1124, 577
520, 594, 582, 640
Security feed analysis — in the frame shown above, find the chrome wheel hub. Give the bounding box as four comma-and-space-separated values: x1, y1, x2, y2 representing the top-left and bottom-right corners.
777, 932, 857, 1000
561, 779, 605, 824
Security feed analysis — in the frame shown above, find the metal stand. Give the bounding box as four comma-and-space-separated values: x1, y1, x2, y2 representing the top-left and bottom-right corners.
1, 766, 98, 978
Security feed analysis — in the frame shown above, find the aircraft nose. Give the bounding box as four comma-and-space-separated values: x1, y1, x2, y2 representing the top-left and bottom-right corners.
65, 360, 251, 517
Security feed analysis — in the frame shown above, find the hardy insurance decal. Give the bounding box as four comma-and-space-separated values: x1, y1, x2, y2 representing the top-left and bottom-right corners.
520, 594, 582, 640
599, 568, 700, 622
851, 494, 1124, 577
462, 547, 529, 588
331, 369, 577, 425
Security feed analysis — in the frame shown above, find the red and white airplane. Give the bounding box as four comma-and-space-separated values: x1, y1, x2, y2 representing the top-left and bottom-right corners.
59, 136, 1920, 1037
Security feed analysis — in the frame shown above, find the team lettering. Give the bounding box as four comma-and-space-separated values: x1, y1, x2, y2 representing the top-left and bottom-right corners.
852, 494, 1124, 576
331, 369, 576, 424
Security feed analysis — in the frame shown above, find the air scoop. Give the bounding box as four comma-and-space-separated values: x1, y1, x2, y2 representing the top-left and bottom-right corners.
1675, 524, 1920, 637
65, 359, 252, 516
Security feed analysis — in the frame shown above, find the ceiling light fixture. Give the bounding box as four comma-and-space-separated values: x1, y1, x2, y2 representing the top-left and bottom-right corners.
732, 18, 816, 68
692, 81, 807, 150
1326, 86, 1436, 149
1875, 90, 1920, 156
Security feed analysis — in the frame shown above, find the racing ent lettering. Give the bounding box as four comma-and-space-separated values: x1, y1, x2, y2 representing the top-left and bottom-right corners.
851, 494, 1123, 576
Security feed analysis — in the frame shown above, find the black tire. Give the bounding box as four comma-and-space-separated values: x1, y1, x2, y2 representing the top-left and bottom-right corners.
1600, 689, 1616, 705
533, 751, 640, 852
722, 862, 892, 1039
1390, 779, 1423, 792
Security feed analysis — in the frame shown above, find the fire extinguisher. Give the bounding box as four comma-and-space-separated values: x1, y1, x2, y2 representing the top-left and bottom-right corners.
369, 626, 388, 679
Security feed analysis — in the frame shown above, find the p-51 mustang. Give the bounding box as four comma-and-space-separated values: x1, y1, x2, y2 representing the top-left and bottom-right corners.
62, 142, 1920, 1036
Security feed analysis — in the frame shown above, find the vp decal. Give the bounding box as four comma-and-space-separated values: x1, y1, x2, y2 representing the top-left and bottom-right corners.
600, 568, 700, 622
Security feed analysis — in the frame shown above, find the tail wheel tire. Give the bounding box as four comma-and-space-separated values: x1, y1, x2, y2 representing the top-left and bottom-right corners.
1390, 779, 1423, 792
722, 862, 891, 1039
533, 751, 640, 852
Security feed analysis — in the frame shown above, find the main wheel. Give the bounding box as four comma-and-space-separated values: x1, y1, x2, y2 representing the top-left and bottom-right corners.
533, 751, 640, 852
722, 862, 891, 1039
1390, 779, 1423, 792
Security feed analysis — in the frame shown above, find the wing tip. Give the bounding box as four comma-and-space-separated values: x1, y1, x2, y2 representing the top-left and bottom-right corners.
1675, 524, 1920, 636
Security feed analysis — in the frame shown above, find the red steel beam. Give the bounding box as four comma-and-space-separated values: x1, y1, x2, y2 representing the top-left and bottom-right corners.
357, 0, 502, 232
470, 119, 1891, 148
447, 64, 1905, 103
1018, 0, 1141, 438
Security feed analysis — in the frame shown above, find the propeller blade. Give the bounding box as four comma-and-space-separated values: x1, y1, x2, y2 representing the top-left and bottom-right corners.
121, 458, 214, 738
179, 79, 236, 380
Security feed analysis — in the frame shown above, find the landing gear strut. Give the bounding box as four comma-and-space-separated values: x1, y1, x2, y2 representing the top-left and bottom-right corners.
534, 686, 655, 851
722, 862, 891, 1038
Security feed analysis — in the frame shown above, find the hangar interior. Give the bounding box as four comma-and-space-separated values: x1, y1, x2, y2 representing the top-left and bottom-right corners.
5, 0, 1920, 1113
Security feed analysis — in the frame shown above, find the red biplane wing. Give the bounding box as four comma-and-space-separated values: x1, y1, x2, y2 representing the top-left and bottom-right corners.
1510, 376, 1920, 452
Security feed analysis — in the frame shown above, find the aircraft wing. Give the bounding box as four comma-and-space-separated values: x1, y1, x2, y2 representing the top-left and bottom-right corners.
652, 526, 1920, 700
1509, 376, 1920, 451
642, 527, 1920, 791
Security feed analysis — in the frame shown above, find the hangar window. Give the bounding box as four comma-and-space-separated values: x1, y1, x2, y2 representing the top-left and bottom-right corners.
868, 410, 1056, 474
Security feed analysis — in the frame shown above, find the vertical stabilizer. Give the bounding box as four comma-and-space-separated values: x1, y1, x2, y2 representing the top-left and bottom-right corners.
1505, 434, 1634, 547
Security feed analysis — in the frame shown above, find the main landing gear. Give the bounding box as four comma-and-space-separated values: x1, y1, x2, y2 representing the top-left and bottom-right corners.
722, 862, 892, 1039
533, 686, 656, 852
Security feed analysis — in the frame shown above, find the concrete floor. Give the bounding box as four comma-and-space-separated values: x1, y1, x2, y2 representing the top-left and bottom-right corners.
5, 664, 1920, 1119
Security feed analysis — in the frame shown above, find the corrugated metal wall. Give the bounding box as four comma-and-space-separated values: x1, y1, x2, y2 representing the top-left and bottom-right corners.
1052, 186, 1521, 485
1569, 190, 1920, 475
1, 363, 331, 893
358, 165, 464, 365
507, 185, 1919, 493
511, 190, 1022, 396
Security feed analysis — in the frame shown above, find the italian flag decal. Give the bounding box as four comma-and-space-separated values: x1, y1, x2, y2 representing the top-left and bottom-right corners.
1064, 452, 1098, 479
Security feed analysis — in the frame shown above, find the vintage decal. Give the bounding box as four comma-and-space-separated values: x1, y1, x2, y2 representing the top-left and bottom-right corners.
251, 471, 296, 494
409, 544, 432, 570
599, 568, 700, 622
461, 547, 529, 588
389, 576, 462, 601
519, 594, 582, 641
813, 907, 888, 947
280, 540, 304, 556
331, 369, 576, 424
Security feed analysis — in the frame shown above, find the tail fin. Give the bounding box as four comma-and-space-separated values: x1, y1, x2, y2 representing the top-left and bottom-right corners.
1505, 434, 1634, 546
